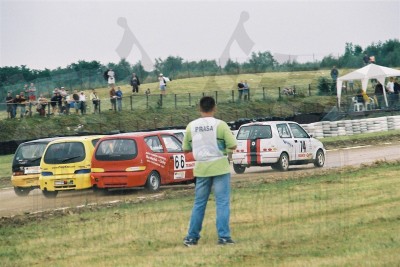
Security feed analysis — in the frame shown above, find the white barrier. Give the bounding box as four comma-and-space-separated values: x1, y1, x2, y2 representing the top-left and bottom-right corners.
301, 115, 400, 138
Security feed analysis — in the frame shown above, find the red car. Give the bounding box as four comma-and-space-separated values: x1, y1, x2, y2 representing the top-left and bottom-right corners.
91, 132, 195, 192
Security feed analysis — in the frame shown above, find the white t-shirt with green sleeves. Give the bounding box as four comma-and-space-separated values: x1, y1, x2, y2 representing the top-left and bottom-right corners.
183, 117, 237, 177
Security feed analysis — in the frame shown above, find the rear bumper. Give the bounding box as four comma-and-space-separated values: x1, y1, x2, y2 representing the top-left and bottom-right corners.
39, 174, 92, 191
11, 174, 40, 188
91, 171, 148, 189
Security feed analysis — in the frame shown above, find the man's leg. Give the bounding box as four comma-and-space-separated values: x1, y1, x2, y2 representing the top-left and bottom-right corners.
186, 177, 212, 241
213, 173, 231, 239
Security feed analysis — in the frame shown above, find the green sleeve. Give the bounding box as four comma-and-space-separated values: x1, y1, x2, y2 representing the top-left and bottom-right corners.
182, 124, 192, 151
218, 122, 237, 150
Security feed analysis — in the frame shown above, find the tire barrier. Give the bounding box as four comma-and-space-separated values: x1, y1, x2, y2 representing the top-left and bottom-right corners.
301, 115, 400, 138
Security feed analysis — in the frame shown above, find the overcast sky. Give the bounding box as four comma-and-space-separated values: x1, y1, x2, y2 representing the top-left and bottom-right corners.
1, 0, 399, 70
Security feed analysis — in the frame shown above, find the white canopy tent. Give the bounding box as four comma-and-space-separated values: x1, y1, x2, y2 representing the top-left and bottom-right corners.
336, 64, 400, 108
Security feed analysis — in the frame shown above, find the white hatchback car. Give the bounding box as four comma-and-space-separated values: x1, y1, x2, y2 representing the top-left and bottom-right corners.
232, 121, 326, 173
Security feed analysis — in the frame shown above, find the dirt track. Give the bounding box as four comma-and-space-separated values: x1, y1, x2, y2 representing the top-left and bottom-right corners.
1, 143, 399, 218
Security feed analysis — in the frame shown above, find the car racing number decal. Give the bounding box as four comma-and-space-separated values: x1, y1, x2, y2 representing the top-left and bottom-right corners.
173, 154, 195, 171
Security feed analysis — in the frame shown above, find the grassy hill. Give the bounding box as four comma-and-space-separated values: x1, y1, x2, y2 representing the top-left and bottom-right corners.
0, 70, 342, 141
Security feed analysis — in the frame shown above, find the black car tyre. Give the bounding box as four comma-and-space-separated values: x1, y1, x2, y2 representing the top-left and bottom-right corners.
233, 164, 246, 174
277, 153, 290, 171
145, 171, 161, 192
13, 187, 31, 197
314, 149, 325, 167
42, 189, 58, 198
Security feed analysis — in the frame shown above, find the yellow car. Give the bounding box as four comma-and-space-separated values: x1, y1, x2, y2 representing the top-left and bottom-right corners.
39, 135, 103, 198
11, 137, 62, 196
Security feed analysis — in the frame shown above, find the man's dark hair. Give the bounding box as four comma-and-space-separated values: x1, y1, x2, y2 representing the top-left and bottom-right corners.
199, 96, 215, 112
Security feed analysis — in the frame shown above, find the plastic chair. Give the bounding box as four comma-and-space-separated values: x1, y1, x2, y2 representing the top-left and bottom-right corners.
352, 97, 364, 112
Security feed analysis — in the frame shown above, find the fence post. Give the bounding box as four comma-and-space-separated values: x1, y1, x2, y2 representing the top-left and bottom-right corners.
202, 92, 205, 97
175, 94, 177, 109
159, 94, 163, 108
293, 85, 296, 98
232, 90, 235, 103
47, 102, 51, 116
308, 84, 311, 96
263, 87, 266, 100
130, 95, 133, 111
215, 91, 218, 104
189, 93, 191, 106
146, 94, 149, 109
29, 102, 32, 117
278, 87, 281, 100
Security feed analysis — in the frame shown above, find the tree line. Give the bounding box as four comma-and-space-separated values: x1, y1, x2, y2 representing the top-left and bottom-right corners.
1, 39, 399, 91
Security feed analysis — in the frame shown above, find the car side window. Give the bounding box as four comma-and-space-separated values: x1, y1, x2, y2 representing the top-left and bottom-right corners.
161, 135, 183, 153
289, 123, 309, 138
277, 124, 291, 138
144, 136, 164, 153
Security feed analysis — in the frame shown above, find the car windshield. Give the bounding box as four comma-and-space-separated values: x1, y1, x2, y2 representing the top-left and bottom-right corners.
95, 139, 137, 161
237, 125, 272, 140
14, 143, 48, 165
44, 142, 85, 164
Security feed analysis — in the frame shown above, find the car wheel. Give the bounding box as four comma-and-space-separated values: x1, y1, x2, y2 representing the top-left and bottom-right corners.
13, 187, 31, 197
233, 164, 246, 174
42, 189, 58, 198
145, 171, 161, 192
314, 149, 325, 167
277, 153, 289, 171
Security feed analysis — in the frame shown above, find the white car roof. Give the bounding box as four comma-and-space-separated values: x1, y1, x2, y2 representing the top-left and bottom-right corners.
239, 121, 296, 128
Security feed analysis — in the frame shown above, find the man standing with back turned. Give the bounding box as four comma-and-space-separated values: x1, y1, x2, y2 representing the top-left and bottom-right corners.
183, 96, 237, 247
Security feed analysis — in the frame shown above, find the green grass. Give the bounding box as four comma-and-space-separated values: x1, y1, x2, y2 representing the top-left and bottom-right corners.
0, 154, 12, 178
1, 162, 400, 266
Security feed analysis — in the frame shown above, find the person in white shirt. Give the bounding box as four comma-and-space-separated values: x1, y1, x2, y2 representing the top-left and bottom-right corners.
107, 69, 115, 86
79, 91, 87, 114
386, 77, 395, 107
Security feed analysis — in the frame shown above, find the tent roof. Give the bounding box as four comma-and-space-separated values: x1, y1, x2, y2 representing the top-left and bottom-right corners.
337, 63, 400, 81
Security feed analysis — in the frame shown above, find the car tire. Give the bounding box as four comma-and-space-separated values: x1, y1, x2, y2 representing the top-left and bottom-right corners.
233, 164, 246, 174
277, 153, 289, 171
145, 171, 161, 192
42, 189, 58, 198
13, 187, 31, 197
314, 149, 325, 167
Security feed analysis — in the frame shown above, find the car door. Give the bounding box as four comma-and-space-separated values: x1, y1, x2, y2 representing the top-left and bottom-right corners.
276, 123, 296, 161
160, 134, 194, 184
288, 123, 313, 161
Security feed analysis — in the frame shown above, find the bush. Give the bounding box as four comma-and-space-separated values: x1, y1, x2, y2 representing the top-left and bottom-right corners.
317, 77, 332, 95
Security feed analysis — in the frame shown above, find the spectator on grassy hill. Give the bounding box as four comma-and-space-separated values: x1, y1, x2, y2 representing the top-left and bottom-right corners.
182, 96, 237, 247
374, 81, 384, 109
116, 87, 123, 112
131, 73, 140, 94
79, 91, 87, 115
50, 92, 59, 115
109, 86, 117, 111
64, 90, 72, 115
37, 94, 48, 116
237, 80, 244, 100
90, 89, 100, 114
72, 89, 80, 114
386, 77, 395, 108
13, 94, 20, 118
28, 83, 37, 101
107, 69, 116, 87
159, 74, 167, 95
5, 92, 15, 119
330, 66, 339, 82
242, 80, 250, 101
19, 92, 27, 118
363, 53, 370, 65
393, 77, 400, 108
